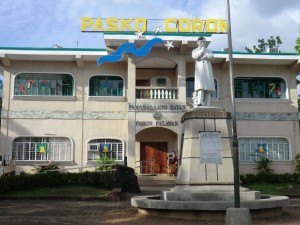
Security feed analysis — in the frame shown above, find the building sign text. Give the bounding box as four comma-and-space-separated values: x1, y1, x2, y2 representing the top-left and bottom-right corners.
128, 103, 186, 111
82, 17, 228, 33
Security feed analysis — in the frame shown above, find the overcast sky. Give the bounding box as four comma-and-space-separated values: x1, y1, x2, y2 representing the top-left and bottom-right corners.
0, 0, 299, 52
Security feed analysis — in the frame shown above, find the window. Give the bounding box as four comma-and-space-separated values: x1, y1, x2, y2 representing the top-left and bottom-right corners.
136, 79, 150, 87
238, 137, 290, 161
12, 137, 73, 161
156, 78, 167, 86
88, 138, 124, 161
89, 75, 124, 96
234, 77, 287, 99
14, 73, 73, 96
151, 76, 171, 87
186, 77, 218, 98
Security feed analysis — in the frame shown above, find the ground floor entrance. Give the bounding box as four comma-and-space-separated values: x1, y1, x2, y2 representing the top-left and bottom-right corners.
140, 142, 168, 174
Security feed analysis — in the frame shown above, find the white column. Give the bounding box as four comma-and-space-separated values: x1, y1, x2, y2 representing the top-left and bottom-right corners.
127, 56, 137, 169
177, 56, 186, 103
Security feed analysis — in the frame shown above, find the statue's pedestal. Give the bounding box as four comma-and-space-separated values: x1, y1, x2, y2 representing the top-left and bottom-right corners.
176, 107, 234, 186
131, 107, 289, 220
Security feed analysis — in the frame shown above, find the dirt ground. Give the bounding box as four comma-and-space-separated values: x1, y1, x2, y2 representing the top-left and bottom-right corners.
1, 199, 299, 225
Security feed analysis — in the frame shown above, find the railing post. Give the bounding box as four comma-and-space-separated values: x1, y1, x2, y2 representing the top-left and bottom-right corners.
135, 87, 178, 99
151, 160, 153, 175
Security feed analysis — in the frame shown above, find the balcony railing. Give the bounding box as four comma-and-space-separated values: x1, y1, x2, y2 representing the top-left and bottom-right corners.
136, 87, 178, 99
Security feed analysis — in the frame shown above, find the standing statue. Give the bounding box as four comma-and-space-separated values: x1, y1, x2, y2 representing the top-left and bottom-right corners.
192, 36, 215, 107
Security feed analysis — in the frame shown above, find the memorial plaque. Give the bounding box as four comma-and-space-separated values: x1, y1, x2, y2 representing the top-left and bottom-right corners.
199, 132, 222, 164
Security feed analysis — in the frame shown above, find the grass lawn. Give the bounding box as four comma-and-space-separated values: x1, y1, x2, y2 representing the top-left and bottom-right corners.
0, 185, 112, 197
243, 182, 300, 196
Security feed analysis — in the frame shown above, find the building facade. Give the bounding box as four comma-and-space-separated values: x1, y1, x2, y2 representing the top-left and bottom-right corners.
0, 33, 299, 174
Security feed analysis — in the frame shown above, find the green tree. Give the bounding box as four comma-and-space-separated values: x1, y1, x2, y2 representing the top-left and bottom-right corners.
295, 37, 300, 54
95, 154, 116, 173
246, 36, 282, 53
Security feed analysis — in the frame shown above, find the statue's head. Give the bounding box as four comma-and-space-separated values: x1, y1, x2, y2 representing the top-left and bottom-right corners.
197, 36, 206, 47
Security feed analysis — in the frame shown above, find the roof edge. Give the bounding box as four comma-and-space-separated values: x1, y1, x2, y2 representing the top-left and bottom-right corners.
0, 47, 107, 52
0, 47, 298, 56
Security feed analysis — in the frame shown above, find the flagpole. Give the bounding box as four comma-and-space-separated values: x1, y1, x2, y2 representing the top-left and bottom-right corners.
226, 0, 240, 208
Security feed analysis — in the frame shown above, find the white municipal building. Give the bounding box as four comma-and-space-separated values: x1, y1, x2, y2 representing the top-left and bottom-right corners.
0, 32, 299, 174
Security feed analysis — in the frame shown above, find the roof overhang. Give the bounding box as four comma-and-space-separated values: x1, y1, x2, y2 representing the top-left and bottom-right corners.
0, 46, 299, 71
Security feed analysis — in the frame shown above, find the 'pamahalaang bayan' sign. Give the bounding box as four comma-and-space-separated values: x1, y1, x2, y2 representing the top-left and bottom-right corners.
81, 17, 228, 33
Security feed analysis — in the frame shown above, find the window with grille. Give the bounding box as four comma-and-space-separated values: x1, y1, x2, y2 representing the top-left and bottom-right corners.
12, 137, 73, 161
156, 78, 167, 86
186, 77, 218, 98
14, 73, 74, 96
238, 137, 290, 161
234, 77, 287, 99
89, 75, 124, 96
88, 138, 124, 161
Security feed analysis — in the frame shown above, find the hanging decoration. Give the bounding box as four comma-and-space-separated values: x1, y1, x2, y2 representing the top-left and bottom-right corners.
153, 26, 162, 35
135, 30, 144, 39
99, 143, 111, 153
27, 80, 35, 89
165, 41, 174, 50
276, 86, 281, 96
256, 143, 267, 153
254, 83, 264, 95
19, 85, 26, 93
269, 83, 275, 93
37, 143, 48, 153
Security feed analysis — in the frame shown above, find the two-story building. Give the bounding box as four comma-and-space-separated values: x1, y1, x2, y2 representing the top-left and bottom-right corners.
0, 32, 299, 174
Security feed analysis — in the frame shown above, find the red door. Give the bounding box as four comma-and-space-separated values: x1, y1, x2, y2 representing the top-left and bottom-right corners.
140, 142, 168, 174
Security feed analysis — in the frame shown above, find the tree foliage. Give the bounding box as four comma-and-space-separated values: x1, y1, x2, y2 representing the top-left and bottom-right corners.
245, 36, 282, 53
295, 37, 300, 54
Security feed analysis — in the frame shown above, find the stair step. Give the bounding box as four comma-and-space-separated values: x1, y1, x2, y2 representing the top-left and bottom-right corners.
137, 175, 177, 181
137, 175, 176, 188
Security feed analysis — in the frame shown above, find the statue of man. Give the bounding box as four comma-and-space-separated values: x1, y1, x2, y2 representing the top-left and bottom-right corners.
192, 36, 215, 107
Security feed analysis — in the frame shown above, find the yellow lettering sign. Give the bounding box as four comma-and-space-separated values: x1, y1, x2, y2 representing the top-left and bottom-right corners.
206, 19, 218, 33
93, 18, 104, 31
165, 18, 177, 32
106, 18, 118, 31
135, 18, 147, 32
81, 17, 228, 33
81, 17, 93, 31
178, 18, 190, 32
192, 19, 204, 32
219, 19, 228, 33
121, 18, 133, 31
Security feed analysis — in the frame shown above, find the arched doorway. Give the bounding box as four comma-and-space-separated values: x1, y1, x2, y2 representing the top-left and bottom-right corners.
136, 127, 178, 174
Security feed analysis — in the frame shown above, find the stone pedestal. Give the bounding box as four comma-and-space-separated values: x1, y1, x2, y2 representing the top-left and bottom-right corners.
225, 208, 252, 225
131, 107, 289, 220
176, 107, 234, 186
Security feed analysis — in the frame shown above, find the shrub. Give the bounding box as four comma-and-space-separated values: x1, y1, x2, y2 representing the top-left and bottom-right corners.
0, 171, 115, 194
240, 172, 300, 185
32, 161, 59, 174
251, 154, 273, 174
295, 152, 300, 172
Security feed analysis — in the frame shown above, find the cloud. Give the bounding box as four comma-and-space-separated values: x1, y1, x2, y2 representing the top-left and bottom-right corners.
206, 0, 300, 52
0, 0, 299, 51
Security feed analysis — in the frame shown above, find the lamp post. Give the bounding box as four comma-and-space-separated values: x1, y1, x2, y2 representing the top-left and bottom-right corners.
226, 0, 240, 208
